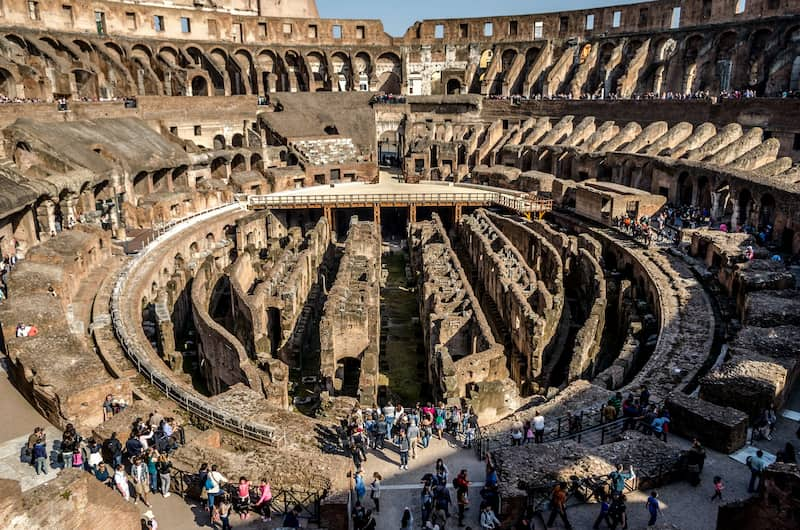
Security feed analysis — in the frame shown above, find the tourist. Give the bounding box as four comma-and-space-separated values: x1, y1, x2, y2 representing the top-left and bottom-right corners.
114, 464, 131, 501
480, 504, 502, 529
533, 410, 545, 443
747, 450, 767, 493
464, 414, 477, 448
608, 494, 627, 530
407, 418, 420, 459
32, 436, 48, 475
374, 414, 387, 449
26, 427, 45, 465
235, 476, 251, 519
61, 423, 80, 469
146, 449, 159, 493
524, 420, 534, 444
609, 464, 634, 497
592, 492, 612, 529
205, 464, 227, 512
645, 491, 660, 526
124, 431, 143, 461
421, 484, 434, 524
94, 462, 112, 486
158, 452, 172, 497
510, 416, 524, 445
370, 472, 381, 513
400, 506, 414, 529
485, 463, 498, 488
216, 494, 233, 530
710, 475, 724, 501
103, 432, 122, 469
546, 482, 572, 528
352, 501, 366, 529
383, 401, 396, 441
131, 456, 151, 507
650, 413, 669, 442
87, 438, 103, 471
283, 505, 301, 528
603, 400, 618, 422
354, 469, 367, 503
776, 442, 796, 464
398, 429, 410, 470
362, 509, 377, 530
143, 510, 158, 530
102, 395, 115, 420
435, 458, 449, 484
254, 477, 273, 521
686, 439, 706, 486
455, 469, 470, 526
434, 480, 452, 518
421, 412, 433, 448
434, 406, 446, 440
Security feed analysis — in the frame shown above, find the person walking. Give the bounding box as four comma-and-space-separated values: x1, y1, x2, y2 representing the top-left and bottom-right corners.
710, 476, 724, 501
455, 469, 470, 527
131, 456, 151, 507
608, 494, 627, 530
609, 464, 634, 497
354, 469, 367, 504
747, 450, 767, 493
593, 493, 612, 529
533, 411, 545, 443
546, 482, 572, 529
254, 478, 273, 522
370, 472, 381, 513
645, 491, 660, 526
407, 420, 420, 459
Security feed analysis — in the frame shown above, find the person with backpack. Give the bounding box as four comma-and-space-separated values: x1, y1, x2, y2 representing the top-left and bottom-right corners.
608, 494, 627, 529
608, 464, 633, 497
420, 484, 434, 525
205, 464, 227, 513
480, 504, 501, 529
645, 491, 660, 526
105, 432, 123, 469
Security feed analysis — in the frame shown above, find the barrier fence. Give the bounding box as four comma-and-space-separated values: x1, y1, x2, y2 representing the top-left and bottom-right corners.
110, 203, 283, 446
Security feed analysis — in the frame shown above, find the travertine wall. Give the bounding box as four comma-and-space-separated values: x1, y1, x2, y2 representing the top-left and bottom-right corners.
319, 219, 380, 405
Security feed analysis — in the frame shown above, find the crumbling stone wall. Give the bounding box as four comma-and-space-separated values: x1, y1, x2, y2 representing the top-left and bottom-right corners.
567, 248, 607, 380
716, 463, 800, 530
665, 392, 748, 454
0, 226, 131, 431
411, 214, 518, 422
0, 471, 141, 530
458, 209, 552, 386
319, 219, 380, 405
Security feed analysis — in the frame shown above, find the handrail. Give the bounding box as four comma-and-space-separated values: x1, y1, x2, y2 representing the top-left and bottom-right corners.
246, 191, 553, 214
110, 203, 282, 446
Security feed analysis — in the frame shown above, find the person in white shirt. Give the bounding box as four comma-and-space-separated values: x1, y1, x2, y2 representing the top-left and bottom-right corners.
533, 411, 545, 444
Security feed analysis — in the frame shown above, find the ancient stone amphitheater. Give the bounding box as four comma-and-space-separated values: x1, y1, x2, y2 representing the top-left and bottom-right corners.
0, 0, 799, 528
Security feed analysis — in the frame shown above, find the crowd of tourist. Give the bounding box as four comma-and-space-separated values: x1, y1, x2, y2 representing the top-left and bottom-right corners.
342, 401, 480, 472
484, 89, 770, 103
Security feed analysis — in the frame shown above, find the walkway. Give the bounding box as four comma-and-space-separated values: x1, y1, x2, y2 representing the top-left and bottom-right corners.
0, 357, 62, 491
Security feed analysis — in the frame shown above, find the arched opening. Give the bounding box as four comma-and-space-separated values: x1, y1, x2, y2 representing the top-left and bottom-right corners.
250, 153, 262, 171
759, 193, 776, 231
191, 76, 208, 96
231, 154, 246, 173
172, 165, 189, 188
336, 357, 362, 397
446, 78, 462, 95
376, 53, 401, 94
213, 134, 226, 150
737, 189, 753, 228
152, 168, 170, 191
73, 69, 96, 98
696, 175, 712, 211
211, 158, 227, 179
0, 68, 17, 98
678, 172, 693, 206
231, 134, 244, 148
133, 171, 150, 196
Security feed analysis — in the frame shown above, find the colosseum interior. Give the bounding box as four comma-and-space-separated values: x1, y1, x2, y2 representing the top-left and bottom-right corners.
0, 0, 799, 528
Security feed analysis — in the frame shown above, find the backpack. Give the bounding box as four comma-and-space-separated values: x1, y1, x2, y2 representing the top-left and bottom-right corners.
205, 476, 216, 491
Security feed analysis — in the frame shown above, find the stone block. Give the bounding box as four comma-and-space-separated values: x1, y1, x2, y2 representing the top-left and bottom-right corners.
665, 393, 747, 453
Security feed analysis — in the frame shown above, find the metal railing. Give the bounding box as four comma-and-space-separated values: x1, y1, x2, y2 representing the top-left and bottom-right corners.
109, 203, 282, 446
474, 408, 623, 460
246, 190, 553, 214
170, 466, 324, 524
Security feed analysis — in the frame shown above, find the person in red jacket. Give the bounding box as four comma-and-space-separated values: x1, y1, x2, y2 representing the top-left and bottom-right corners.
454, 469, 471, 527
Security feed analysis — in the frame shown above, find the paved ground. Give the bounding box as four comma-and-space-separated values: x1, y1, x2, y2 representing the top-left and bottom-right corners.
0, 358, 63, 491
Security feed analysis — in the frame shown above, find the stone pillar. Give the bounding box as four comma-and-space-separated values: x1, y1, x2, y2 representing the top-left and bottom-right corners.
60, 195, 78, 228
455, 204, 463, 223
409, 204, 417, 224
35, 199, 57, 239
324, 206, 333, 227
373, 205, 381, 231
710, 192, 721, 222
731, 199, 740, 232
